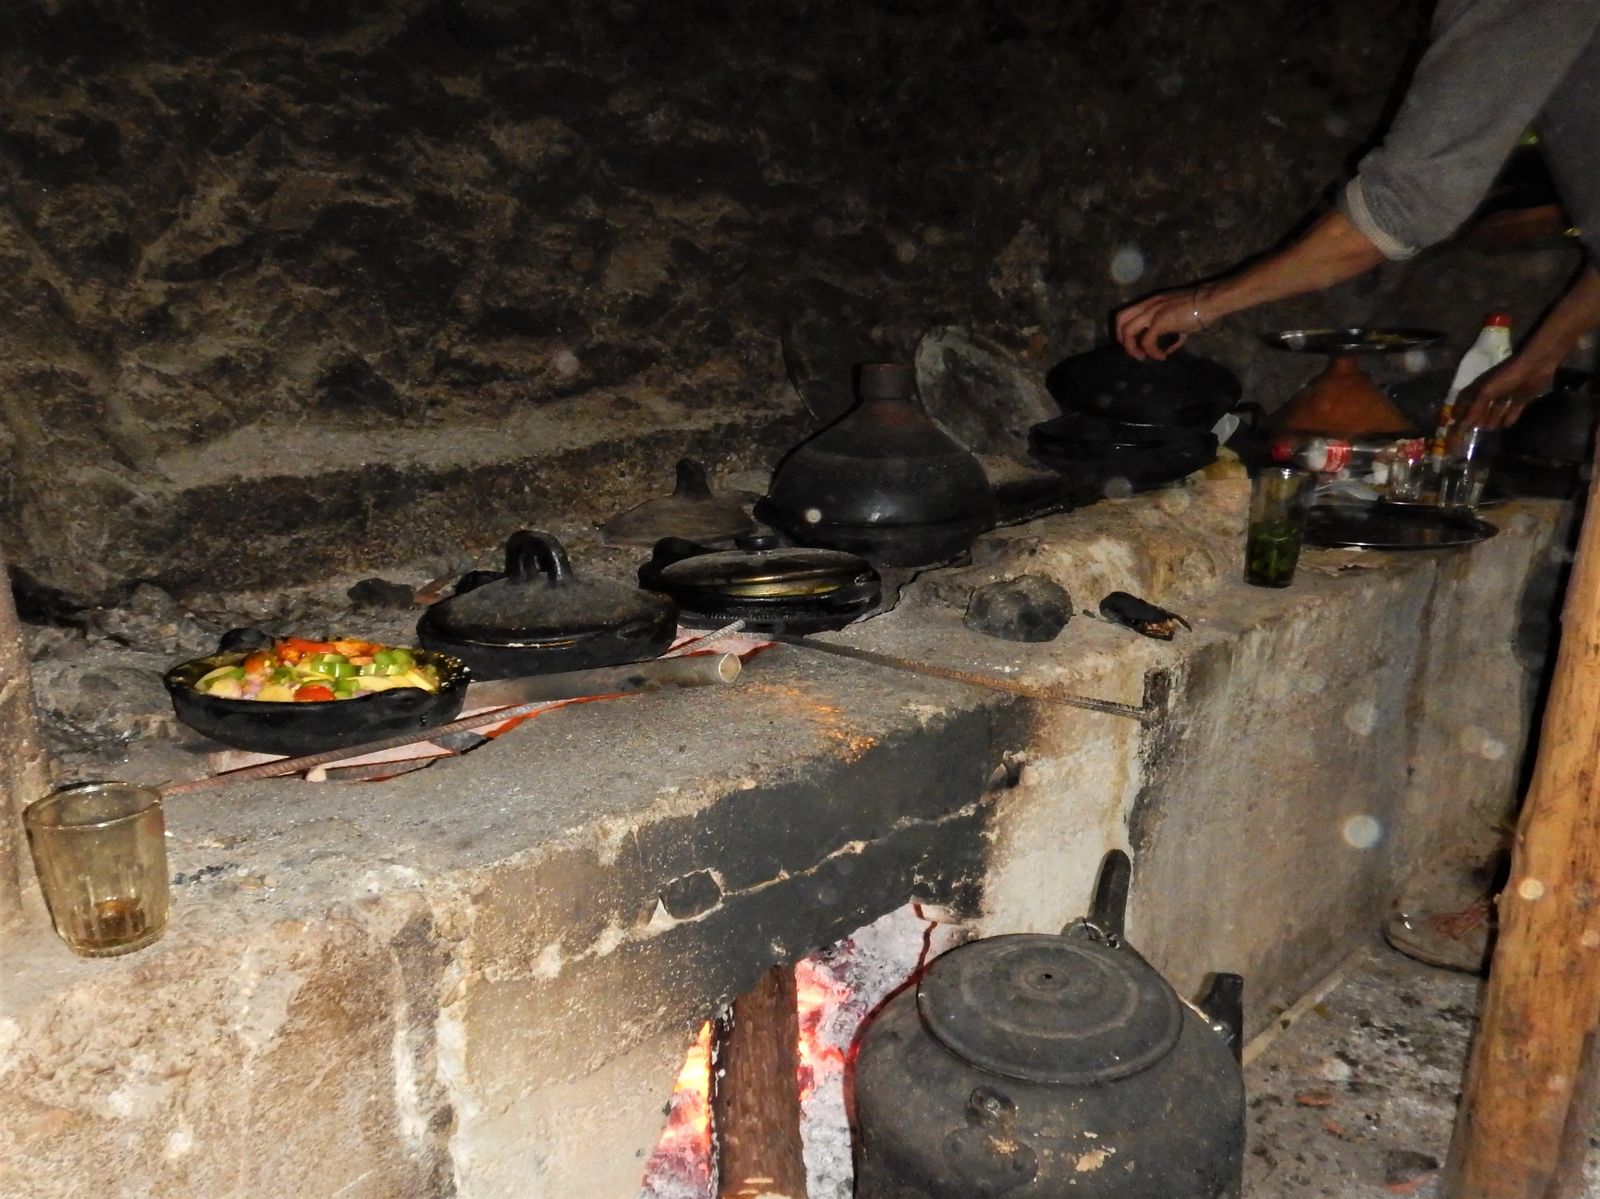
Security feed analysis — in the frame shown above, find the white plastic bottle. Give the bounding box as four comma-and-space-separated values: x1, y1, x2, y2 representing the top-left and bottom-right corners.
1429, 313, 1513, 467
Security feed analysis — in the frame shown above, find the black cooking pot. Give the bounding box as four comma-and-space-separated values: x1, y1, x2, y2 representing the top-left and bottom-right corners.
639, 533, 881, 634
1028, 430, 1219, 494
760, 363, 997, 567
418, 530, 678, 680
1047, 345, 1242, 426
164, 628, 470, 757
1030, 411, 1219, 454
853, 851, 1245, 1198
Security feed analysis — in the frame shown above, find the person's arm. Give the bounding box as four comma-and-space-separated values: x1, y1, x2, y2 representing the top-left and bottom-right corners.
1114, 211, 1385, 360
1459, 262, 1600, 429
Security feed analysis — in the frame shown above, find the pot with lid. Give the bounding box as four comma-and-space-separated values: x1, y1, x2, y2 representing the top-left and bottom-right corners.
418, 530, 678, 680
639, 533, 880, 634
853, 850, 1245, 1198
758, 362, 997, 568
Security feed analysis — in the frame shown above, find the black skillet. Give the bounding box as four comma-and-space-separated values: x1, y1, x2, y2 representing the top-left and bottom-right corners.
418, 530, 679, 680
164, 628, 470, 757
640, 533, 881, 633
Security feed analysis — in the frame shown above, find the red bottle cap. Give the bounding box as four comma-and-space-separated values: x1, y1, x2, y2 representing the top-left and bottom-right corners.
1484, 313, 1513, 328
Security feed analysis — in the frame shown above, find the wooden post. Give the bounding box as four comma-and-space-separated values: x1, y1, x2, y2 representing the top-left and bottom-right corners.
1444, 457, 1600, 1198
0, 542, 52, 935
712, 964, 807, 1199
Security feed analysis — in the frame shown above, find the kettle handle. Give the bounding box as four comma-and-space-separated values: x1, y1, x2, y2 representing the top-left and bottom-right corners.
505, 530, 574, 587
1196, 972, 1245, 1063
1085, 848, 1132, 942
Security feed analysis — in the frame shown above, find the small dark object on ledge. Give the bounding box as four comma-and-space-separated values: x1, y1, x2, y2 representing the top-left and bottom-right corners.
1098, 591, 1191, 640
347, 577, 418, 610
964, 576, 1072, 643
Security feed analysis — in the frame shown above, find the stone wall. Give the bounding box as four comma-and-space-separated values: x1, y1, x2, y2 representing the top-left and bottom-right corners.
1, 0, 1490, 607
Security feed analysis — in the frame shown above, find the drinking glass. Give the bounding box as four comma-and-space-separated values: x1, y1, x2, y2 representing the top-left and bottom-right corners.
1245, 467, 1315, 588
1383, 438, 1428, 502
1436, 424, 1498, 511
23, 782, 170, 957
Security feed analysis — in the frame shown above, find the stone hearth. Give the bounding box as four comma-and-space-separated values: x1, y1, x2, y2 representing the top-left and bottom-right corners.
0, 477, 1564, 1197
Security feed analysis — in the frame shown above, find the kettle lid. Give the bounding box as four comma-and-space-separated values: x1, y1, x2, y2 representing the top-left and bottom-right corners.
916, 932, 1184, 1086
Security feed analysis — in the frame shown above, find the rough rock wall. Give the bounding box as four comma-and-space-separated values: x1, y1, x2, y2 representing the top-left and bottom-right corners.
2, 0, 1438, 604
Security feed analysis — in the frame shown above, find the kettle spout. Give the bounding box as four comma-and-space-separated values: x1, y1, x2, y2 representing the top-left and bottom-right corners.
1196, 972, 1245, 1062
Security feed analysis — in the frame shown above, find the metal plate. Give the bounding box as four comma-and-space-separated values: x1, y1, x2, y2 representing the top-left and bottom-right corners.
1306, 503, 1498, 550
916, 933, 1183, 1086
1262, 327, 1444, 356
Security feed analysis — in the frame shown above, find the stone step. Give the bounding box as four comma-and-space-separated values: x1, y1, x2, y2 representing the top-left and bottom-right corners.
10, 394, 808, 609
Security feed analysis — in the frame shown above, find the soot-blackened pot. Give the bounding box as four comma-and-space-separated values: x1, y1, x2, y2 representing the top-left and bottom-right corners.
759, 363, 997, 568
853, 851, 1245, 1198
418, 530, 678, 680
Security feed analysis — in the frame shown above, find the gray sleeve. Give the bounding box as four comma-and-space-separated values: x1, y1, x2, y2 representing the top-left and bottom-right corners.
1337, 0, 1600, 260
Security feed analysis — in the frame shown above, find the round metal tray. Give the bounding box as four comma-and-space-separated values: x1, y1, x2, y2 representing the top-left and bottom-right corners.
1263, 327, 1444, 356
1306, 503, 1497, 550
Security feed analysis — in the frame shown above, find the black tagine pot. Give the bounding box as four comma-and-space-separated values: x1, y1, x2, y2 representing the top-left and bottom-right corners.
164, 629, 470, 757
418, 530, 679, 680
638, 533, 881, 634
1047, 345, 1243, 427
853, 850, 1246, 1199
759, 362, 997, 568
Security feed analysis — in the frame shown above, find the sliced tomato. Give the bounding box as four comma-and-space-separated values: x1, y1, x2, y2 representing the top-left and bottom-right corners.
293, 683, 336, 703
330, 638, 383, 659
275, 638, 336, 665
242, 650, 276, 677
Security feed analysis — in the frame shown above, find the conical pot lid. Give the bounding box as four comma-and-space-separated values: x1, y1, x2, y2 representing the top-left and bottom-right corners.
917, 933, 1184, 1086
425, 531, 675, 646
599, 459, 756, 547
766, 363, 996, 530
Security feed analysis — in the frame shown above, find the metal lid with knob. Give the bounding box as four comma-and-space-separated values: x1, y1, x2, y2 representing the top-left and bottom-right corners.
915, 931, 1185, 1086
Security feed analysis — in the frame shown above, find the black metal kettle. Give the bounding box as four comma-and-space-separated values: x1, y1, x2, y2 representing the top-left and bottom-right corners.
852, 851, 1245, 1198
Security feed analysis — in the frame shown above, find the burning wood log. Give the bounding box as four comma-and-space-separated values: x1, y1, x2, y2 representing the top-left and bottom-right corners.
1443, 451, 1600, 1198
712, 964, 807, 1199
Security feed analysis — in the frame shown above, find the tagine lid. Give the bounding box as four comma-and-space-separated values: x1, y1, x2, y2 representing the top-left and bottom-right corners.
917, 933, 1185, 1086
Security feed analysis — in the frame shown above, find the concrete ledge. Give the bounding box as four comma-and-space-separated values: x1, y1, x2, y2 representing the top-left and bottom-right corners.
0, 482, 1564, 1198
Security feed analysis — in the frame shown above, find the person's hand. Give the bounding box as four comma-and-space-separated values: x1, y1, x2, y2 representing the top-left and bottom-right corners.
1456, 352, 1559, 430
1114, 285, 1214, 361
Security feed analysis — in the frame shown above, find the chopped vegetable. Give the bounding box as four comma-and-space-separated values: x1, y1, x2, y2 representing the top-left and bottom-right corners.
191, 639, 443, 703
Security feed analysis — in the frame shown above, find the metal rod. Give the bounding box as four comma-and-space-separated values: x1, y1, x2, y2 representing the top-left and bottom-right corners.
770, 634, 1151, 722
158, 653, 743, 798
666, 619, 749, 657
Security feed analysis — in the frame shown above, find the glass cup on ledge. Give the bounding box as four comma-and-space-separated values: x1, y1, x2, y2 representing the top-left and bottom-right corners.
1436, 424, 1498, 512
23, 781, 170, 958
1245, 467, 1315, 588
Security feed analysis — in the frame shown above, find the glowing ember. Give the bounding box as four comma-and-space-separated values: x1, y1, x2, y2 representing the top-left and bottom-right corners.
639, 1023, 714, 1199
795, 958, 850, 1100
638, 904, 966, 1199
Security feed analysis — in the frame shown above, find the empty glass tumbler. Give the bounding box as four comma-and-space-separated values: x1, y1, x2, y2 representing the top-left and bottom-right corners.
23, 782, 170, 957
1436, 424, 1498, 511
1245, 467, 1315, 588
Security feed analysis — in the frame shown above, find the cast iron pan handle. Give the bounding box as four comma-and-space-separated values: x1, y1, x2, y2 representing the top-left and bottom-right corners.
638, 536, 711, 589
218, 627, 274, 653
505, 530, 574, 587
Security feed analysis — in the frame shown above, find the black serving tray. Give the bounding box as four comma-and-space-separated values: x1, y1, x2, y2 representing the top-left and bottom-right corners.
1306, 503, 1497, 550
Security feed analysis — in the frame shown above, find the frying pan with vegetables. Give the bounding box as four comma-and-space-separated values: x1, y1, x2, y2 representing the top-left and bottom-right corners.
164, 628, 470, 756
